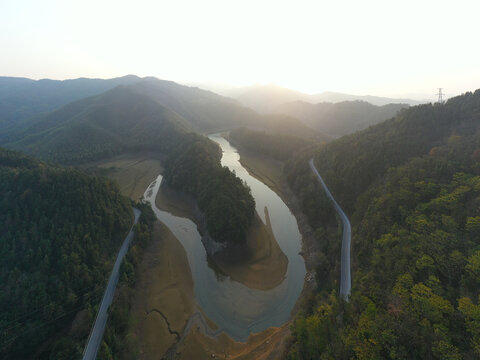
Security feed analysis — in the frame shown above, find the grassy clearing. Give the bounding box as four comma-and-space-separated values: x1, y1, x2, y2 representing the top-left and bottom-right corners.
82, 152, 164, 201
131, 221, 194, 359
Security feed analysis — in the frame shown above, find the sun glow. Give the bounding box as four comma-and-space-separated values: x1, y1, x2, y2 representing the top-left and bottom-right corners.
1, 0, 479, 97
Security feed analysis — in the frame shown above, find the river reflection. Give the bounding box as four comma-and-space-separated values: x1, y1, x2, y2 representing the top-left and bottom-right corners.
142, 135, 306, 341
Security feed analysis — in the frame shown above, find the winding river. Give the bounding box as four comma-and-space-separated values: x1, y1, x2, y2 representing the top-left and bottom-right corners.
142, 134, 306, 341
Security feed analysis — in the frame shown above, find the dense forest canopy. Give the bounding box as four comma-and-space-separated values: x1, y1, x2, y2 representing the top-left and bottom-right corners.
163, 134, 255, 244
101, 202, 157, 360
286, 89, 480, 359
0, 147, 133, 359
308, 91, 480, 214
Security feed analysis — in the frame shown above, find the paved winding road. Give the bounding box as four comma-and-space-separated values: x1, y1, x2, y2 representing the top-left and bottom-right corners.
82, 208, 141, 360
309, 158, 351, 300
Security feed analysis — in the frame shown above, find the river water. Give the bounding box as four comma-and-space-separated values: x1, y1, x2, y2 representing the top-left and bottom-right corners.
142, 134, 305, 341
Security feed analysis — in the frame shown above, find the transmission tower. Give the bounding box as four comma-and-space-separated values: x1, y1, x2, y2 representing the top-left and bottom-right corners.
436, 88, 444, 104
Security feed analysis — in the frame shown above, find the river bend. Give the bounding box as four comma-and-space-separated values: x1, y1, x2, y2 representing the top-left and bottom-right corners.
142, 134, 306, 340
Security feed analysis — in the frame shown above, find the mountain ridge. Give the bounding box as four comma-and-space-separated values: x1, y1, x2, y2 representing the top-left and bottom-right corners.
0, 75, 142, 123
4, 86, 189, 163
0, 76, 326, 157
200, 83, 424, 113
275, 99, 407, 137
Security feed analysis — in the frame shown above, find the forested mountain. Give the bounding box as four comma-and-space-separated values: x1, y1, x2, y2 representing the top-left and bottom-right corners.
0, 147, 133, 359
126, 77, 260, 132
3, 86, 188, 164
258, 114, 330, 141
129, 77, 318, 137
286, 89, 480, 359
229, 127, 317, 161
275, 100, 407, 137
0, 75, 320, 156
163, 134, 255, 244
0, 75, 140, 131
302, 93, 479, 214
211, 84, 421, 113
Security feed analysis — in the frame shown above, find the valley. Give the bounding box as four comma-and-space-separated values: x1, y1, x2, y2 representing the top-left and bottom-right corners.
155, 181, 288, 291
1, 72, 479, 359
3, 1, 479, 358
139, 134, 305, 345
84, 135, 306, 358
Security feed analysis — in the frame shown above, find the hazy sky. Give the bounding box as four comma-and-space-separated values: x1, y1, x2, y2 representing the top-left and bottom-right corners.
1, 0, 479, 99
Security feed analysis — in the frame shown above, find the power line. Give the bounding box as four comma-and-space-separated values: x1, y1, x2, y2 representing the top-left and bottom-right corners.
0, 283, 105, 331
0, 274, 108, 309
0, 292, 103, 351
0, 286, 103, 334
436, 88, 445, 104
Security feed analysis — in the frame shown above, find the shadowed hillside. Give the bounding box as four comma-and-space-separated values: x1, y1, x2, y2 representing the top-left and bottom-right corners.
4, 86, 188, 164
0, 75, 141, 131
127, 77, 259, 132
0, 76, 324, 149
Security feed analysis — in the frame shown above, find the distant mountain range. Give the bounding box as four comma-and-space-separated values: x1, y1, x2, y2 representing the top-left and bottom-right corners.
275, 100, 407, 137
0, 76, 326, 162
200, 84, 426, 113
0, 75, 141, 129
4, 86, 188, 163
0, 76, 424, 162
126, 77, 258, 133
